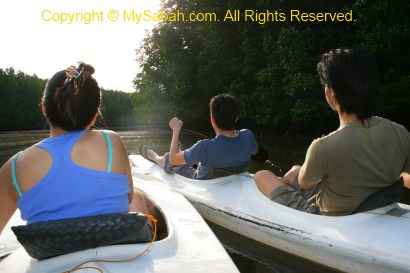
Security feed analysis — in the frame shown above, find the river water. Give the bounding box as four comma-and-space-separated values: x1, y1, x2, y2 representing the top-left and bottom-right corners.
1, 129, 409, 272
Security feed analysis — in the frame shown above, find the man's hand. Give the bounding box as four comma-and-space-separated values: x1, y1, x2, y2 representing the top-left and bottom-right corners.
169, 117, 183, 131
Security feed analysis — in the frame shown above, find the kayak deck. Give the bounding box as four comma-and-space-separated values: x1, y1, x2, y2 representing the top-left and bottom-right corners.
130, 155, 410, 273
0, 172, 239, 273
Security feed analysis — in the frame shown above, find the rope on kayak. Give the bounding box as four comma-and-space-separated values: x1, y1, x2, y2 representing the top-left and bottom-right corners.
63, 214, 158, 273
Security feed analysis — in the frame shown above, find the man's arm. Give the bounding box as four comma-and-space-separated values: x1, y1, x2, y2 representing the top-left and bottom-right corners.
298, 173, 315, 191
297, 139, 324, 191
168, 117, 186, 165
402, 172, 410, 189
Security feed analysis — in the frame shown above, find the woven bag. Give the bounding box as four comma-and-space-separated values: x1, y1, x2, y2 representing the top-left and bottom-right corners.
11, 212, 153, 260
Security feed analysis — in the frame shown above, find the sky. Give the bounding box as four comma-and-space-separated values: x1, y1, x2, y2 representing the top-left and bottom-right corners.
0, 0, 161, 93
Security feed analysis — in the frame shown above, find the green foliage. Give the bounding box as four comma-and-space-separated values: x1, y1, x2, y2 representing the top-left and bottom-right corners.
352, 0, 410, 127
100, 89, 137, 128
0, 68, 46, 131
1, 0, 409, 134
134, 0, 409, 134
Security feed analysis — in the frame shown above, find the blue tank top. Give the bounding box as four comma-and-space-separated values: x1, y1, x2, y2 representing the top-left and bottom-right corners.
13, 130, 130, 224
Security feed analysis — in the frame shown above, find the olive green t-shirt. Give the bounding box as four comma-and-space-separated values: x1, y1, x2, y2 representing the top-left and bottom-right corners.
300, 116, 410, 216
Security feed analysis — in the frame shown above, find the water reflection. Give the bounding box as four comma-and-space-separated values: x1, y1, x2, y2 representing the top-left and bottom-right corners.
0, 129, 313, 175
207, 221, 342, 273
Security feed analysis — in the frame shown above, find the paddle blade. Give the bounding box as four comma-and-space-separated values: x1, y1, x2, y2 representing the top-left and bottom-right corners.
251, 146, 269, 163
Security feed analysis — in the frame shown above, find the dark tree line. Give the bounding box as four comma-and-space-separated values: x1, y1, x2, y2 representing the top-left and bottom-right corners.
0, 68, 135, 131
134, 0, 410, 135
1, 0, 409, 134
0, 68, 46, 131
100, 89, 137, 128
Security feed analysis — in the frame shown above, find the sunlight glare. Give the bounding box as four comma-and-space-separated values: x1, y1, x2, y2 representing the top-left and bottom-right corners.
0, 0, 161, 92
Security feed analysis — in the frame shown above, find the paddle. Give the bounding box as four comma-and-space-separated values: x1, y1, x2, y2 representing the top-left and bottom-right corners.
181, 125, 269, 163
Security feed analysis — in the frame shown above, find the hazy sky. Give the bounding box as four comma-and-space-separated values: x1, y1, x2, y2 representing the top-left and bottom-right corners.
0, 0, 161, 92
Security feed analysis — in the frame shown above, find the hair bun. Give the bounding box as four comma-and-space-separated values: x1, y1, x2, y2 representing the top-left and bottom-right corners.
63, 62, 96, 95
78, 62, 95, 75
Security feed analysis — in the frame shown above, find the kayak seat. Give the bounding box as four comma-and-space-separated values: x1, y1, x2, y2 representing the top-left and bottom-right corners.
11, 212, 154, 260
386, 207, 410, 217
201, 163, 251, 180
352, 177, 404, 214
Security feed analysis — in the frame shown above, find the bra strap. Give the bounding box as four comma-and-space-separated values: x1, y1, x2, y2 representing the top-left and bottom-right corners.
101, 131, 113, 173
12, 151, 23, 197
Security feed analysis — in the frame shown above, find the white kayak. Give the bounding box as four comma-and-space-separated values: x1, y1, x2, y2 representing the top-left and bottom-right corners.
130, 155, 410, 273
0, 170, 239, 273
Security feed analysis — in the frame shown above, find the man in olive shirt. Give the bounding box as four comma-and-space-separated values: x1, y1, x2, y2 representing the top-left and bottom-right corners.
255, 48, 410, 216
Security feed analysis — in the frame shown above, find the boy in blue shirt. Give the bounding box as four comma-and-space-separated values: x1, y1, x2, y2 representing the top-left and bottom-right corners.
140, 93, 258, 179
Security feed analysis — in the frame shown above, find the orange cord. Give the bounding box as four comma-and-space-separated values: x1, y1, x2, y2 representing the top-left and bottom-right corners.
63, 214, 158, 273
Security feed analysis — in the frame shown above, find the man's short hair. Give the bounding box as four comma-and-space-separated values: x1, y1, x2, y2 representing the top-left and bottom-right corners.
210, 93, 239, 130
317, 48, 379, 122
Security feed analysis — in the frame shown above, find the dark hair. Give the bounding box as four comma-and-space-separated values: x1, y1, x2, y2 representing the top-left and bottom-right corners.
317, 48, 379, 123
43, 62, 101, 131
209, 93, 239, 130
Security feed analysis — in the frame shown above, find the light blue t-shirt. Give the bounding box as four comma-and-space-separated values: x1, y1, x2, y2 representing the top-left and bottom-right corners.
184, 129, 258, 179
14, 130, 130, 224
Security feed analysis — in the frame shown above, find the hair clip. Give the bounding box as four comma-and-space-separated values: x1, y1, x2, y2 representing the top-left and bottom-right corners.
64, 65, 84, 95
65, 65, 83, 81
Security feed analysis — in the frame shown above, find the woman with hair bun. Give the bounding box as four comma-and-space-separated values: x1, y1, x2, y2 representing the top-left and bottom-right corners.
0, 62, 151, 233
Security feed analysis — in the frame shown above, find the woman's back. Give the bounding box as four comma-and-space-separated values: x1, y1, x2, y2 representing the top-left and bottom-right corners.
12, 130, 131, 224
0, 62, 152, 234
